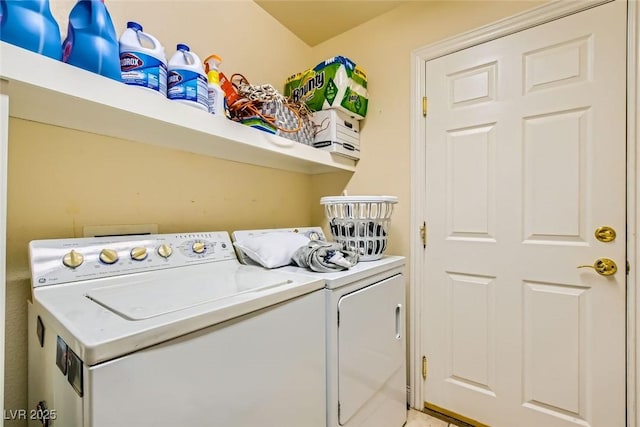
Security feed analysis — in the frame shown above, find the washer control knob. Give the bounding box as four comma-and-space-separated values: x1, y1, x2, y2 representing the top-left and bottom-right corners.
130, 247, 148, 261
192, 241, 206, 254
62, 250, 84, 269
157, 244, 173, 259
99, 249, 119, 265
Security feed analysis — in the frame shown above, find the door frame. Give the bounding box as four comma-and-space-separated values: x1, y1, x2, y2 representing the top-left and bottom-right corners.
409, 1, 639, 426
0, 93, 7, 425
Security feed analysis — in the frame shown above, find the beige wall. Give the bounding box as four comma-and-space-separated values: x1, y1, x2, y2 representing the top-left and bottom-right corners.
4, 0, 547, 421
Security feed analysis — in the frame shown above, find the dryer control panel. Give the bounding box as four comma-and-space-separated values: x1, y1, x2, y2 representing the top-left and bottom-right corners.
29, 231, 237, 287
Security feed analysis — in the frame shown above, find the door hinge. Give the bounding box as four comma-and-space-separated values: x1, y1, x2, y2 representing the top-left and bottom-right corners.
422, 356, 428, 380
337, 310, 340, 327
420, 221, 427, 248
338, 402, 341, 418
422, 96, 428, 117
627, 260, 630, 275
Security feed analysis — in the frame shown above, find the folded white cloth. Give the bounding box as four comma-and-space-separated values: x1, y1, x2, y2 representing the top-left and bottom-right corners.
292, 240, 359, 272
233, 232, 310, 268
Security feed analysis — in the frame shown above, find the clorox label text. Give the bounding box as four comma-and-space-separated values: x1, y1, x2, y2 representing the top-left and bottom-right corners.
120, 53, 144, 71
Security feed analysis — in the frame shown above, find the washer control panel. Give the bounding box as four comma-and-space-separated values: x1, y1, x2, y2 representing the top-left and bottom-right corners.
29, 231, 236, 287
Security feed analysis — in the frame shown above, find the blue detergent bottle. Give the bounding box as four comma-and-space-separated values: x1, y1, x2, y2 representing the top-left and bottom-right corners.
62, 0, 121, 80
0, 0, 62, 60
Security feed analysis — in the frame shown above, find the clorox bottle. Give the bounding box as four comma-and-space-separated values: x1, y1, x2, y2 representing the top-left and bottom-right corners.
0, 0, 62, 60
119, 22, 167, 96
62, 0, 121, 81
167, 44, 208, 111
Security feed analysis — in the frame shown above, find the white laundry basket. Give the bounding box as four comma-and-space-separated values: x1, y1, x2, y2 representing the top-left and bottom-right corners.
321, 195, 398, 261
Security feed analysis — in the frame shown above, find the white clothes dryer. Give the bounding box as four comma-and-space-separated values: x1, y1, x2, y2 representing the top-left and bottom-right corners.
232, 227, 407, 427
27, 231, 326, 427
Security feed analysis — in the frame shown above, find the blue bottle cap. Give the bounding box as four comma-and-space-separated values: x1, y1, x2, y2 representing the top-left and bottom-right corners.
127, 21, 143, 31
177, 44, 190, 52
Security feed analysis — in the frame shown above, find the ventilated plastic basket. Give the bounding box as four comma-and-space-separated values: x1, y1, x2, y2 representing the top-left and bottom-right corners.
320, 195, 398, 261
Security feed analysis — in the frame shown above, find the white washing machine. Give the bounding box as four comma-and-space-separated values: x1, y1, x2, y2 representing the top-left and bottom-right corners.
232, 227, 407, 427
27, 231, 326, 427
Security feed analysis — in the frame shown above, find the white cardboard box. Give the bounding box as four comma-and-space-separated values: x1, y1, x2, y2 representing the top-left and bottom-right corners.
311, 109, 360, 160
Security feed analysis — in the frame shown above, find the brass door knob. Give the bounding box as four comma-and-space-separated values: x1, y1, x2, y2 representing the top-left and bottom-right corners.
578, 258, 618, 276
595, 226, 616, 243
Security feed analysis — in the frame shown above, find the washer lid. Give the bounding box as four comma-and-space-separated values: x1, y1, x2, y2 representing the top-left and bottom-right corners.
33, 262, 325, 365
85, 272, 290, 320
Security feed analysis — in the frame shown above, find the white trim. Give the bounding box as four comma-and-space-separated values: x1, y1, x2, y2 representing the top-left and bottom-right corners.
409, 1, 637, 424
628, 2, 640, 426
409, 52, 426, 409
412, 0, 610, 61
0, 93, 8, 425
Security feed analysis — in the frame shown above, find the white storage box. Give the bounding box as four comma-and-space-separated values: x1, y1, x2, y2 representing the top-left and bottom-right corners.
321, 195, 397, 261
311, 109, 360, 160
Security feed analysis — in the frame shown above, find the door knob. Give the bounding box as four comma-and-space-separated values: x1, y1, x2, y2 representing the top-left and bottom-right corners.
594, 226, 616, 242
577, 258, 618, 276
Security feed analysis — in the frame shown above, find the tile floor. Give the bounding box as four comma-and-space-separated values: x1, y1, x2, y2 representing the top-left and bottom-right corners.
407, 409, 457, 427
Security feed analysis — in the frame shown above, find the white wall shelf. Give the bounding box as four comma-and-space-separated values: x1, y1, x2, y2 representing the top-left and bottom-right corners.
0, 42, 356, 175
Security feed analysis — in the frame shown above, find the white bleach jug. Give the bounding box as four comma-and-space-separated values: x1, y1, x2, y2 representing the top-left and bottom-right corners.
119, 21, 167, 96
167, 43, 208, 111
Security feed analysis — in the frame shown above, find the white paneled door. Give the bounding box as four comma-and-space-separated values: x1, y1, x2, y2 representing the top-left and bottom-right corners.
421, 2, 626, 426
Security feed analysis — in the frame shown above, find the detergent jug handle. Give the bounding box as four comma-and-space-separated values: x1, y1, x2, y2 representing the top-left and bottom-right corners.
137, 31, 159, 50
90, 0, 108, 27
184, 50, 197, 66
90, 0, 99, 24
